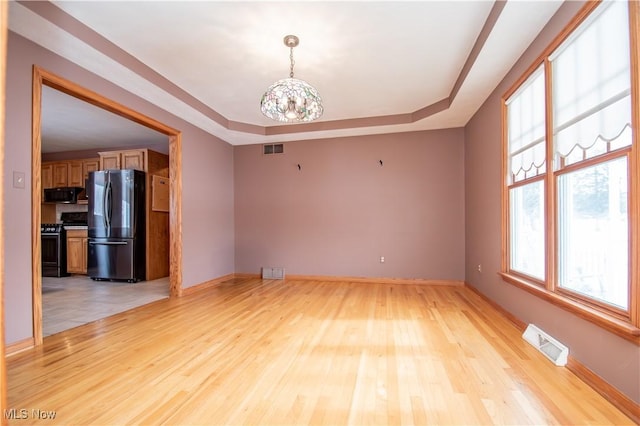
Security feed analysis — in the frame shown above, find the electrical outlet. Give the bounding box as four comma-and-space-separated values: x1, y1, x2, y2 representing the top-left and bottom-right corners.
380, 256, 385, 263
477, 264, 482, 273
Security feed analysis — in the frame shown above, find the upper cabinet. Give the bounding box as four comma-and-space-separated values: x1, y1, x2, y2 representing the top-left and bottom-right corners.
52, 162, 69, 187
42, 150, 165, 192
42, 157, 100, 191
68, 158, 99, 187
67, 160, 83, 187
41, 163, 53, 190
82, 159, 100, 182
99, 149, 145, 171
99, 152, 120, 170
122, 150, 145, 170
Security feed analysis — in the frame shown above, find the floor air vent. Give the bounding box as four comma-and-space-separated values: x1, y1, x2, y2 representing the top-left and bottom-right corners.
262, 267, 285, 280
522, 324, 569, 366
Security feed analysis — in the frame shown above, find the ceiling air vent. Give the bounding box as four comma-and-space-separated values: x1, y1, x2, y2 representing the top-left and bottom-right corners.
263, 143, 284, 155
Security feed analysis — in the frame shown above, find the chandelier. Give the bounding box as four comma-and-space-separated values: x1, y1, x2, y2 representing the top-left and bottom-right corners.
260, 35, 323, 123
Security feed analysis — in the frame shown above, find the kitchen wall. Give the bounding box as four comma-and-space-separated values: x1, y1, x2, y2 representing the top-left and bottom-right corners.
464, 0, 640, 404
234, 129, 465, 280
4, 31, 235, 345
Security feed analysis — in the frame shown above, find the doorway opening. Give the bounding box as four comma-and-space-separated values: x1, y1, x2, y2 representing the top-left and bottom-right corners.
31, 66, 183, 345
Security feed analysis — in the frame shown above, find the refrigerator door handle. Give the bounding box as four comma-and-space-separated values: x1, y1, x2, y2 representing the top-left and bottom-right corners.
104, 180, 112, 229
89, 241, 128, 245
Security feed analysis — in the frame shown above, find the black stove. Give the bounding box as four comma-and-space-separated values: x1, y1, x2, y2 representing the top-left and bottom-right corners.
41, 223, 65, 234
41, 223, 68, 277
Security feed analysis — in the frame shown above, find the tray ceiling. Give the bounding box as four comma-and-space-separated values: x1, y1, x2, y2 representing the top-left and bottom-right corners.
9, 1, 564, 148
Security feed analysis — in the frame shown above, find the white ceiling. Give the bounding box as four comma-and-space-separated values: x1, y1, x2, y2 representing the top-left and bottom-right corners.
41, 86, 169, 154
9, 1, 564, 150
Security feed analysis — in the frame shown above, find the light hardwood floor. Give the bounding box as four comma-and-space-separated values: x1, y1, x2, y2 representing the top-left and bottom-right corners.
6, 278, 634, 425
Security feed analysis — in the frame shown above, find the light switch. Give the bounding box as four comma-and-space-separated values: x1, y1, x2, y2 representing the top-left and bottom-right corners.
13, 171, 25, 189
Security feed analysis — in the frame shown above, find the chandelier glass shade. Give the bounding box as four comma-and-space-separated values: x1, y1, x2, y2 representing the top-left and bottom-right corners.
260, 77, 323, 122
260, 35, 323, 123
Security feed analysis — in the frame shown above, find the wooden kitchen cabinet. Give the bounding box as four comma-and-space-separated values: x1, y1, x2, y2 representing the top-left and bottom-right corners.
67, 160, 84, 187
99, 152, 120, 170
41, 163, 55, 223
122, 150, 145, 170
52, 162, 69, 187
67, 229, 88, 274
99, 149, 145, 171
83, 159, 100, 181
41, 163, 53, 190
42, 157, 100, 190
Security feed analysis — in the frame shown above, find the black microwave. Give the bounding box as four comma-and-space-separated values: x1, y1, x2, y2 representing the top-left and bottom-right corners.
43, 187, 85, 204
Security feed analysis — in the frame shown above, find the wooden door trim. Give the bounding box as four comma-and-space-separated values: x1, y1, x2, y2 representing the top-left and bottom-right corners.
31, 66, 183, 345
0, 0, 8, 423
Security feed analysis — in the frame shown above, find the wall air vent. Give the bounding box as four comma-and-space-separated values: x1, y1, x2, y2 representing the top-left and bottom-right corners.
522, 324, 569, 366
263, 143, 284, 155
262, 267, 285, 280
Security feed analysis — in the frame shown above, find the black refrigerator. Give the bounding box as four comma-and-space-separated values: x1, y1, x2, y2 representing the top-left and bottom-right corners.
87, 169, 146, 282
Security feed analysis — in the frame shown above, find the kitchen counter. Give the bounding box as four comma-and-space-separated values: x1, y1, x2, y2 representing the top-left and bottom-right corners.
64, 225, 88, 230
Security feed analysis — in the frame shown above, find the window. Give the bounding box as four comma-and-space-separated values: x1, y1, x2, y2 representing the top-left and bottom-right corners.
502, 1, 639, 340
506, 68, 546, 281
557, 158, 629, 309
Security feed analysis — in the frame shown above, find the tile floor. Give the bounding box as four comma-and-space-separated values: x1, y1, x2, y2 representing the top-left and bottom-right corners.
42, 275, 170, 337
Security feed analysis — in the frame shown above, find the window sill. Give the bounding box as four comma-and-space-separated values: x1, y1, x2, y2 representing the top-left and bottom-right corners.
498, 272, 640, 345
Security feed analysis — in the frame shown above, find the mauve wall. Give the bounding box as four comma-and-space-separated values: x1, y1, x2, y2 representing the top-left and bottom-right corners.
234, 129, 465, 280
464, 1, 640, 403
4, 32, 235, 345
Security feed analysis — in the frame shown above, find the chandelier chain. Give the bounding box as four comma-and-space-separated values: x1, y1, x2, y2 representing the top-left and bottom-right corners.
289, 47, 295, 78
